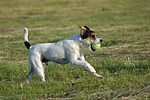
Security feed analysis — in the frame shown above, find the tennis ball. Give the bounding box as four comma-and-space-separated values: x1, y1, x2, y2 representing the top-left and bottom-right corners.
92, 44, 101, 50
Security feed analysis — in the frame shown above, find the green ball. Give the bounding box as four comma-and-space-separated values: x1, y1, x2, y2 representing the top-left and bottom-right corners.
92, 44, 101, 50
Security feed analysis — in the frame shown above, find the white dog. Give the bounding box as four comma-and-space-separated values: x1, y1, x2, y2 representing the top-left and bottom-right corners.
23, 26, 103, 82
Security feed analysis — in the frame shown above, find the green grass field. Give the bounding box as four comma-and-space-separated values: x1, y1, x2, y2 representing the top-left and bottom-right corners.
0, 0, 150, 99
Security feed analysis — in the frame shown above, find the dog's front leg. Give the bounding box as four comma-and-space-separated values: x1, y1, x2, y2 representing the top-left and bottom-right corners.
70, 58, 103, 78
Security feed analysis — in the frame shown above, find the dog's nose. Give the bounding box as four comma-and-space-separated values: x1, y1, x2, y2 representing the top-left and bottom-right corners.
100, 39, 103, 43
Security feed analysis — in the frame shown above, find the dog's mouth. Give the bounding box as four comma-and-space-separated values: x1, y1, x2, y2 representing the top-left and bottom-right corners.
91, 44, 96, 51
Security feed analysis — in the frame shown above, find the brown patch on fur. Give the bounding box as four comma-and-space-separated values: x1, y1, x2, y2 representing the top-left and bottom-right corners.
85, 32, 97, 40
91, 33, 97, 36
79, 26, 86, 35
86, 37, 95, 40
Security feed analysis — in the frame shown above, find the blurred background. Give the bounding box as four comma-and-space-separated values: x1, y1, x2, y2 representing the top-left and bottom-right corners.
0, 0, 150, 99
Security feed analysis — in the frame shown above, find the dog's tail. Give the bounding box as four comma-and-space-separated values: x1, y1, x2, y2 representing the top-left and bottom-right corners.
23, 28, 31, 50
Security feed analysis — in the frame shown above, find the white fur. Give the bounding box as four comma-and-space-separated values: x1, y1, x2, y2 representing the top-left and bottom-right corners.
24, 28, 103, 82
23, 28, 29, 42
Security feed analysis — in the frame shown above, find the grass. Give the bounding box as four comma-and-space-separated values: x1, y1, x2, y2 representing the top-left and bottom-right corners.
0, 0, 150, 99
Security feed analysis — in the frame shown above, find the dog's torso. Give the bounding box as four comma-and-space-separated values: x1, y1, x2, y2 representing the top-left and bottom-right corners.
29, 33, 84, 64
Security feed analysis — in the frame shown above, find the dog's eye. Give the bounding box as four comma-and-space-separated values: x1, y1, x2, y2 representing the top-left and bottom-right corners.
91, 35, 95, 38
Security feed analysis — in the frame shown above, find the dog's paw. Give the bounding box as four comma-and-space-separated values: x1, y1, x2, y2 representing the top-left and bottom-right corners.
93, 73, 103, 78
44, 62, 49, 66
25, 78, 30, 83
25, 75, 30, 83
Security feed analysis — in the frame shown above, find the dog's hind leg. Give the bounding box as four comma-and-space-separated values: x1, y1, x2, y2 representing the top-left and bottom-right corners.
35, 64, 46, 82
33, 57, 46, 82
27, 54, 46, 82
25, 64, 36, 83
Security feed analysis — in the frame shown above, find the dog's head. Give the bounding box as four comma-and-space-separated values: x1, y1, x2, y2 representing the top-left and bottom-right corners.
79, 26, 103, 51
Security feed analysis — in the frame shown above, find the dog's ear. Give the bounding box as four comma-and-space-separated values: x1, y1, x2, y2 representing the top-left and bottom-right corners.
79, 26, 86, 35
84, 26, 90, 31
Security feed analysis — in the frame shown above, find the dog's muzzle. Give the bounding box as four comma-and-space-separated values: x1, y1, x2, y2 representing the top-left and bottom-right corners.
91, 38, 103, 51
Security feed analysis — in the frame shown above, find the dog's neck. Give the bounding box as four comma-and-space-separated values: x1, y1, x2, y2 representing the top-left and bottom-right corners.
77, 33, 90, 48
78, 38, 90, 48
66, 33, 90, 48
67, 33, 88, 48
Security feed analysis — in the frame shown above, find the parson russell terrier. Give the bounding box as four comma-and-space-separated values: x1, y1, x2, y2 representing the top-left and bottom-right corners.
23, 26, 103, 82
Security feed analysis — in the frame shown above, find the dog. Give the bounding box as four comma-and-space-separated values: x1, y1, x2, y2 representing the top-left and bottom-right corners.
23, 26, 103, 82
